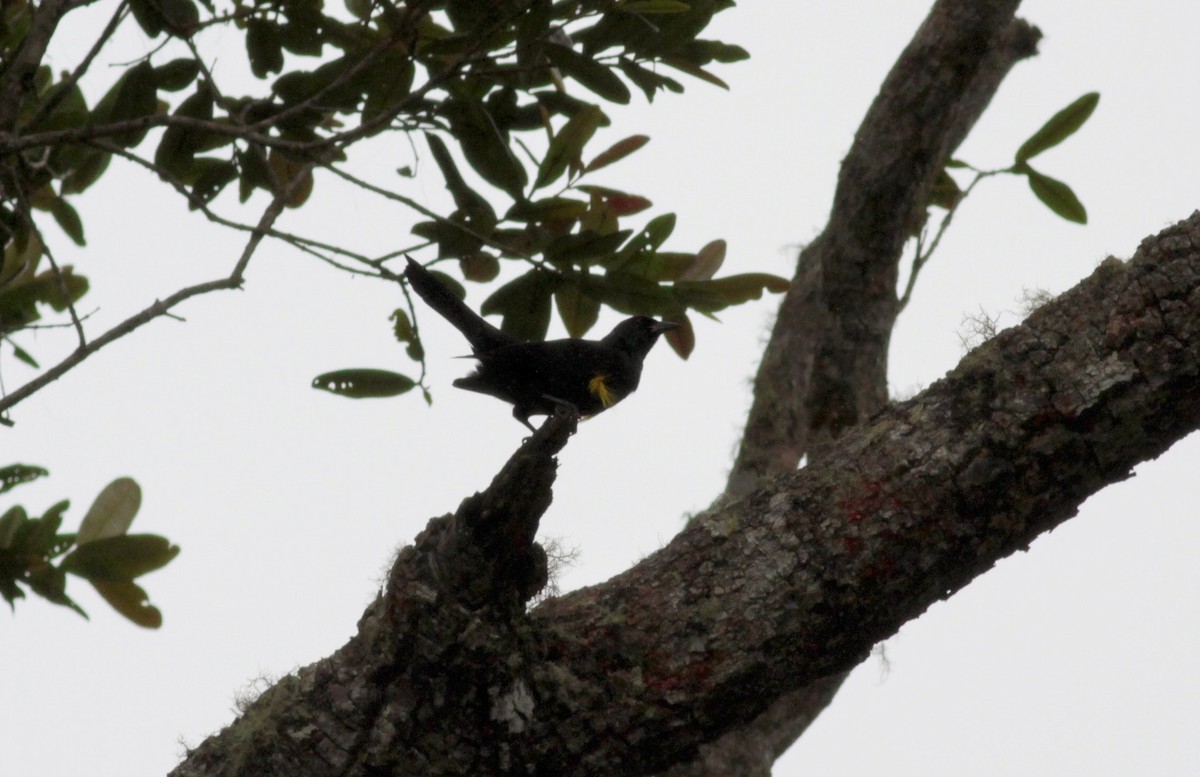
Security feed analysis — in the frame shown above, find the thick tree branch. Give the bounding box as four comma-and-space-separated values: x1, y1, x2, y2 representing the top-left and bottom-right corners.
709, 1, 1041, 770
171, 212, 1200, 775
728, 0, 1041, 497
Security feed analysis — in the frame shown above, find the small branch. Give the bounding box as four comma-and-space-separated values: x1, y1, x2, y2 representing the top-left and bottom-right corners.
21, 2, 129, 131
0, 169, 305, 421
39, 240, 87, 348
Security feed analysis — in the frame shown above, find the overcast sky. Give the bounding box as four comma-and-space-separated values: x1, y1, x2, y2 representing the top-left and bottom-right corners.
3, 2, 1198, 775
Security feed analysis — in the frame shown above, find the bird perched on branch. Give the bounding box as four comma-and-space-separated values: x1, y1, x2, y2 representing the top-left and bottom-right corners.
404, 257, 679, 431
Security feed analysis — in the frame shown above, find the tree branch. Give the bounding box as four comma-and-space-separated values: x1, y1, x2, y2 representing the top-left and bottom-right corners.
0, 169, 305, 421
169, 211, 1200, 775
728, 0, 1041, 497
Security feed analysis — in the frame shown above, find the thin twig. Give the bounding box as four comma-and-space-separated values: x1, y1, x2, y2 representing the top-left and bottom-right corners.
0, 166, 310, 423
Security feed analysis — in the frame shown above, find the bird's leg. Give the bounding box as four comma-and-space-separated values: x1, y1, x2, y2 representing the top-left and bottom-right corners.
513, 407, 537, 433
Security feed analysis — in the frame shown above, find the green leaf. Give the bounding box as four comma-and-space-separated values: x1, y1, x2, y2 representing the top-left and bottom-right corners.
460, 252, 500, 282
674, 273, 791, 312
663, 312, 694, 359
1024, 168, 1087, 224
91, 61, 158, 147
554, 280, 601, 337
0, 505, 28, 547
247, 19, 285, 78
481, 270, 558, 341
76, 478, 141, 544
678, 239, 725, 281
536, 104, 605, 188
545, 229, 632, 266
542, 43, 631, 104
1015, 92, 1099, 164
11, 342, 39, 369
425, 133, 495, 217
620, 0, 692, 12
154, 86, 215, 180
929, 169, 962, 210
443, 99, 527, 199
618, 59, 682, 102
506, 197, 589, 224
90, 579, 161, 628
585, 134, 650, 173
61, 151, 112, 195
312, 369, 417, 398
662, 57, 729, 90
362, 54, 415, 127
0, 464, 48, 496
391, 309, 424, 361
587, 272, 675, 316
62, 534, 180, 581
154, 58, 200, 92
50, 197, 85, 246
604, 212, 677, 270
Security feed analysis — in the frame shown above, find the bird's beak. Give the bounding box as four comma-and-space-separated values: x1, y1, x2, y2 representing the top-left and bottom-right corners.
652, 320, 682, 334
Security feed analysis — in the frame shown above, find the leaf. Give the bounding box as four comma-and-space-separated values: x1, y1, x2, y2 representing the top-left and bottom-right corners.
679, 239, 725, 281
604, 212, 677, 270
577, 186, 653, 216
664, 312, 694, 359
62, 534, 179, 581
425, 133, 494, 216
154, 58, 200, 92
1024, 168, 1087, 224
929, 169, 962, 210
620, 0, 692, 12
61, 151, 112, 195
76, 478, 141, 544
154, 86, 214, 179
506, 197, 589, 224
536, 104, 605, 188
481, 270, 557, 341
674, 273, 791, 312
91, 61, 158, 147
542, 43, 631, 104
0, 506, 28, 548
554, 280, 601, 337
246, 19, 285, 78
585, 134, 650, 173
1015, 92, 1099, 164
312, 369, 417, 398
545, 229, 632, 266
49, 197, 85, 246
443, 99, 527, 199
391, 309, 424, 361
90, 579, 161, 628
11, 342, 39, 369
0, 465, 49, 496
662, 57, 729, 90
267, 151, 314, 208
460, 252, 500, 282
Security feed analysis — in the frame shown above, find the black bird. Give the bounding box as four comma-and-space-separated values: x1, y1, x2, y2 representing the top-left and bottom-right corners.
404, 257, 679, 431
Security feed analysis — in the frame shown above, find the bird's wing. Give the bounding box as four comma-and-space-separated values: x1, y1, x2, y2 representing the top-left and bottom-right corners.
404, 258, 515, 353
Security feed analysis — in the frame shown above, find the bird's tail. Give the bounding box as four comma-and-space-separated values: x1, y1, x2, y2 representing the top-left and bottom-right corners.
403, 257, 515, 353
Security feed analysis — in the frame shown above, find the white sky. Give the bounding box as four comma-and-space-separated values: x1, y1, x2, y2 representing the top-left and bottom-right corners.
3, 2, 1198, 775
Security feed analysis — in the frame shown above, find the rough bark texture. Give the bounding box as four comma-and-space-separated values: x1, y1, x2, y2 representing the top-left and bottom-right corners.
172, 211, 1200, 775
728, 0, 1040, 498
703, 1, 1040, 770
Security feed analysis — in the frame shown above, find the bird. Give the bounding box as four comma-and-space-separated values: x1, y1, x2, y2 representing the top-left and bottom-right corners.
403, 257, 679, 431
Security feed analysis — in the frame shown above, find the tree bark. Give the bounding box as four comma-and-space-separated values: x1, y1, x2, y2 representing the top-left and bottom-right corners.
172, 210, 1200, 775
703, 0, 1040, 770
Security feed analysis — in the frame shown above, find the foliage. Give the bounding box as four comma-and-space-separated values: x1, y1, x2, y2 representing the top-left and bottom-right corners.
0, 467, 178, 627
0, 0, 786, 415
899, 92, 1098, 309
